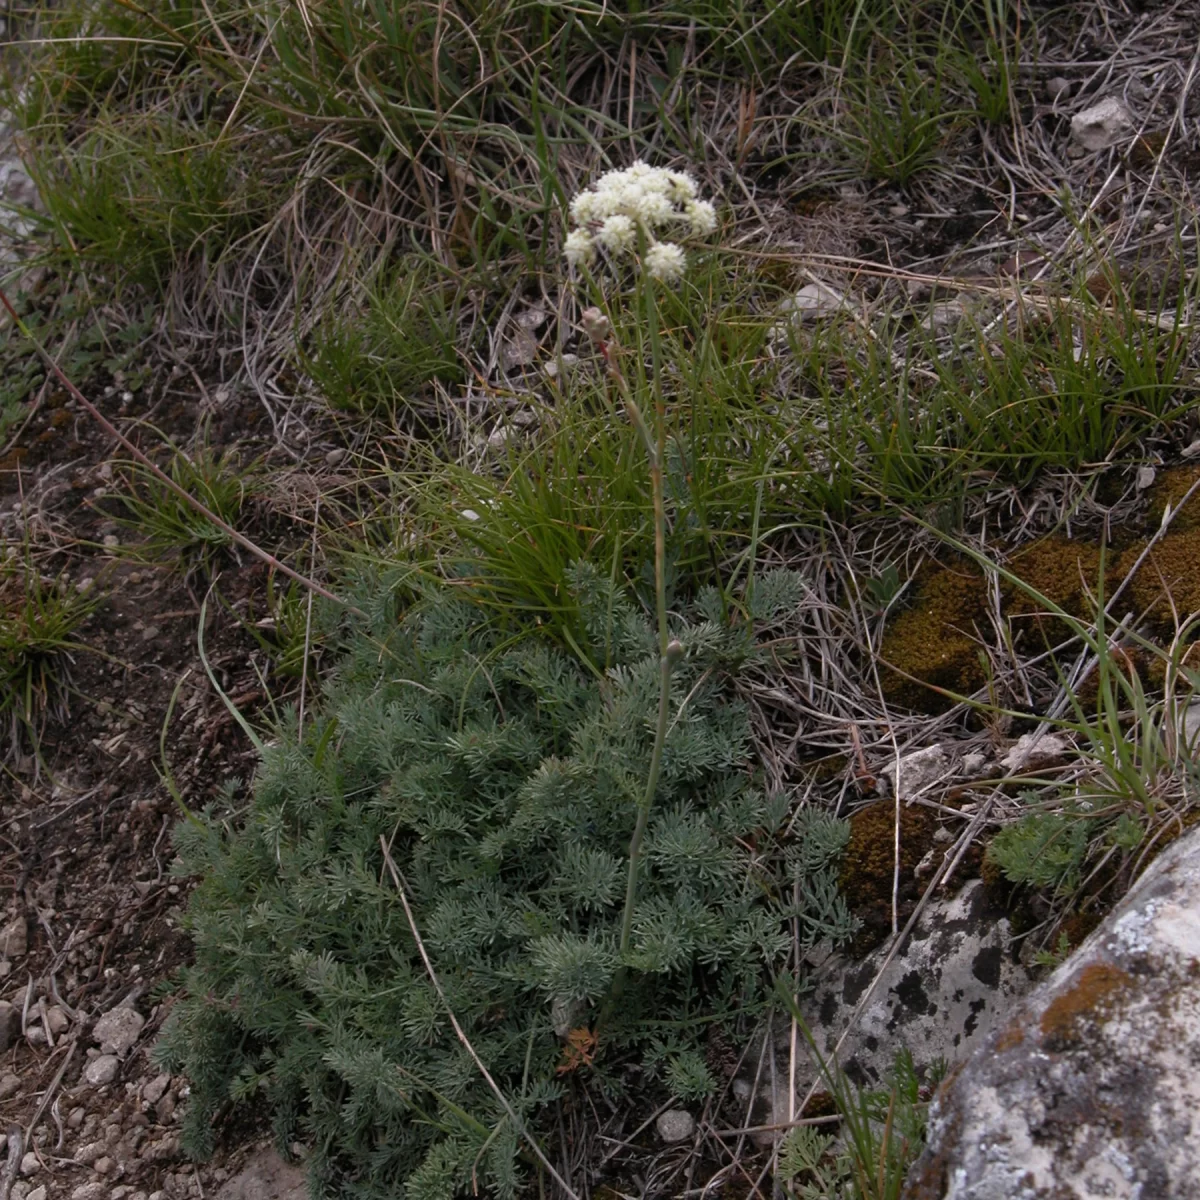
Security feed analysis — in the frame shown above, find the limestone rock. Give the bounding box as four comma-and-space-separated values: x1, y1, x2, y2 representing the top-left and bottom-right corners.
142, 1073, 171, 1105
778, 282, 847, 324
743, 881, 1033, 1141
93, 1005, 144, 1055
908, 824, 1200, 1198
801, 880, 1030, 1089
0, 916, 27, 958
889, 744, 952, 800
655, 1110, 696, 1144
212, 1149, 307, 1200
85, 1055, 120, 1086
1070, 97, 1134, 152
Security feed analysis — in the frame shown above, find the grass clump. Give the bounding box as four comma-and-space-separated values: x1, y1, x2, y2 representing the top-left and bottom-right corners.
1, 557, 95, 753
115, 445, 253, 567
304, 259, 472, 417
156, 566, 857, 1196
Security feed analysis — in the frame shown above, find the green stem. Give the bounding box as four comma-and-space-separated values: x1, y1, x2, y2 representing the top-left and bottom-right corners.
598, 290, 677, 1026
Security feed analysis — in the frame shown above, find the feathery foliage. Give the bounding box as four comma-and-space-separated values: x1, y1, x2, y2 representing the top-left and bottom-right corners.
156, 564, 857, 1199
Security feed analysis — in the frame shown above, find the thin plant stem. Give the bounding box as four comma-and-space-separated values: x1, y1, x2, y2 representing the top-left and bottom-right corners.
584, 296, 681, 1025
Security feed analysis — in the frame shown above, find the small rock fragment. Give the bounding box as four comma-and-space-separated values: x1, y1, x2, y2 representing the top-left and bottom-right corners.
1000, 730, 1072, 772
0, 916, 27, 958
93, 1006, 145, 1055
0, 1073, 20, 1099
68, 1106, 86, 1128
779, 282, 847, 324
1070, 97, 1134, 152
93, 1158, 115, 1176
76, 1141, 107, 1166
155, 1092, 176, 1124
655, 1109, 695, 1143
324, 447, 347, 467
1045, 76, 1071, 100
890, 744, 951, 801
85, 1055, 120, 1086
19, 1153, 40, 1177
26, 1186, 46, 1200
142, 1073, 171, 1105
43, 1006, 69, 1037
72, 1185, 108, 1200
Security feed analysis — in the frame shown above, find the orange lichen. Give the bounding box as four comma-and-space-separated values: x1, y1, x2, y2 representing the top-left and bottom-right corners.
1039, 961, 1131, 1048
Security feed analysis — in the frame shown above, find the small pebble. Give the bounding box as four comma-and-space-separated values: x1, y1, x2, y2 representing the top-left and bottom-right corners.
94, 1158, 115, 1176
68, 1107, 86, 1129
142, 1073, 171, 1105
19, 1153, 39, 1177
103, 535, 119, 549
0, 1072, 22, 1099
324, 447, 347, 466
85, 1055, 120, 1086
26, 1187, 46, 1200
1045, 75, 1071, 100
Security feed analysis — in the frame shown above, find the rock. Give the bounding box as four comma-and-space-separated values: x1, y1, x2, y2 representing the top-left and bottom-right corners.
76, 1141, 107, 1165
12, 1186, 28, 1200
1181, 703, 1200, 753
0, 1000, 16, 1052
155, 1092, 176, 1123
778, 282, 847, 324
0, 1073, 20, 1099
27, 1187, 46, 1200
908, 823, 1200, 1197
1070, 96, 1134, 152
93, 1006, 144, 1055
655, 1109, 696, 1144
999, 729, 1071, 773
323, 448, 347, 467
797, 880, 1031, 1101
72, 1185, 108, 1200
887, 744, 952, 801
19, 1153, 40, 1177
1045, 76, 1071, 100
85, 1055, 120, 1086
43, 1005, 69, 1037
142, 1073, 171, 1105
0, 916, 27, 958
211, 1150, 307, 1200
94, 1158, 115, 1176
68, 1105, 86, 1128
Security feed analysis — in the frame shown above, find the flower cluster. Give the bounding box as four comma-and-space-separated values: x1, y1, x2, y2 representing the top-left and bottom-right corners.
563, 162, 716, 283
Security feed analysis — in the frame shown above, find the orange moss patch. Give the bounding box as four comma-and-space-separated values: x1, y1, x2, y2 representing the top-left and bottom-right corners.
879, 563, 988, 712
993, 1022, 1025, 1053
1119, 527, 1200, 625
1039, 961, 1132, 1048
1005, 536, 1107, 626
840, 800, 940, 954
1146, 465, 1200, 532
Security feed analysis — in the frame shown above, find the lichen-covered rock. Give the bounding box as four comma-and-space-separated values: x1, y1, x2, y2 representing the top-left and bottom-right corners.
740, 880, 1033, 1141
906, 825, 1200, 1198
804, 880, 1031, 1089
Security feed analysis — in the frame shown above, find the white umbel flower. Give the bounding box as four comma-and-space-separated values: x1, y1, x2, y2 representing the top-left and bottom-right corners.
596, 214, 637, 254
644, 241, 687, 282
562, 161, 716, 281
684, 199, 717, 236
563, 228, 596, 267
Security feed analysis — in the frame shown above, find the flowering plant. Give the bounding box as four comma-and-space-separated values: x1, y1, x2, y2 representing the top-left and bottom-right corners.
563, 161, 717, 282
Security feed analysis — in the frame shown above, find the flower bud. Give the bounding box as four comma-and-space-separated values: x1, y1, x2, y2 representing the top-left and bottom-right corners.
665, 639, 684, 664
580, 308, 611, 346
